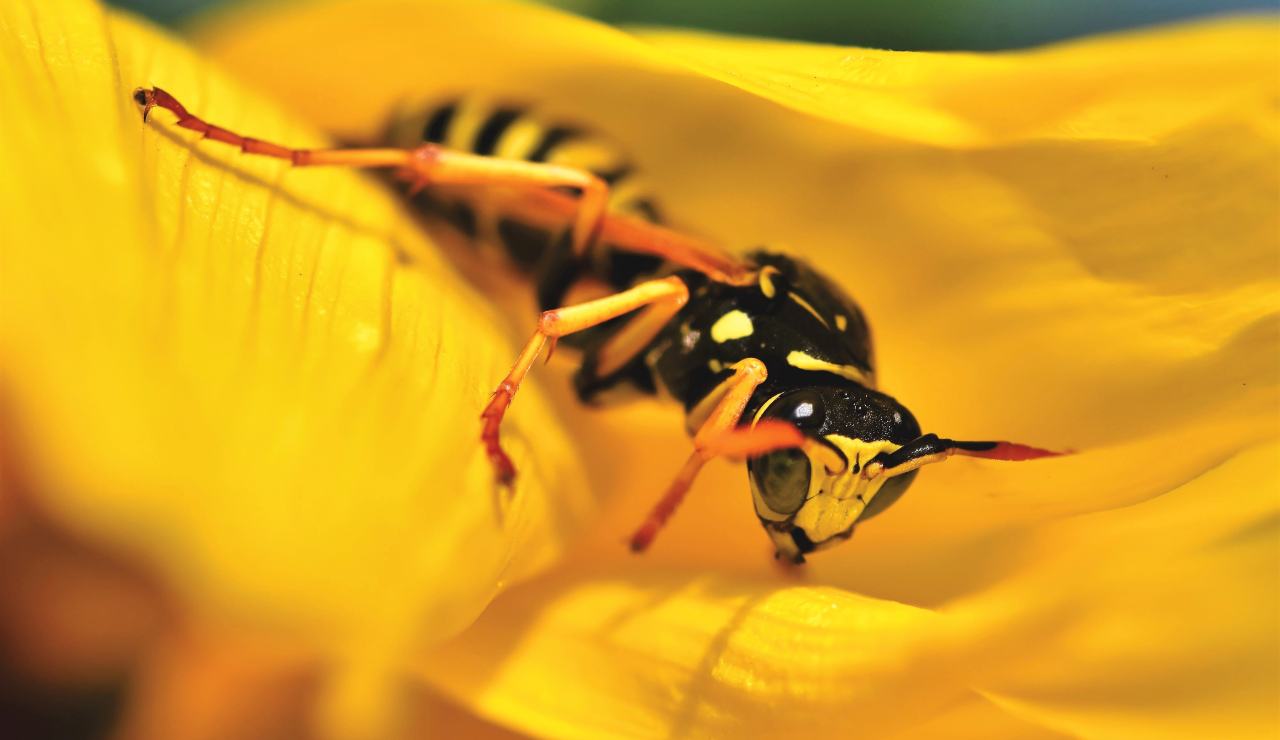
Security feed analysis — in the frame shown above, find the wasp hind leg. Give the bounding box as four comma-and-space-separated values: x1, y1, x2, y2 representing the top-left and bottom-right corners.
135, 87, 755, 286
453, 185, 754, 285
132, 87, 610, 255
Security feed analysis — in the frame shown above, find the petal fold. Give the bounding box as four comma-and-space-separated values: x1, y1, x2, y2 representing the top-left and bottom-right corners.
422, 568, 958, 739
0, 0, 590, 666
422, 443, 1279, 739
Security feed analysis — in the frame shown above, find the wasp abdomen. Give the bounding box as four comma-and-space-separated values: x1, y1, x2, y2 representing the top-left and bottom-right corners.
386, 97, 665, 305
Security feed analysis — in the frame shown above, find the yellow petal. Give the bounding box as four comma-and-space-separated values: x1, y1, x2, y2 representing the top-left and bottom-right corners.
907, 693, 1073, 740
197, 2, 1279, 557
957, 441, 1280, 740
0, 0, 590, 678
188, 1, 1280, 736
420, 442, 1277, 739
420, 567, 957, 739
637, 21, 1280, 146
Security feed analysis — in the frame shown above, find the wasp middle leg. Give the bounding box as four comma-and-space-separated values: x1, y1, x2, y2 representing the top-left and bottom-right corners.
482, 275, 691, 484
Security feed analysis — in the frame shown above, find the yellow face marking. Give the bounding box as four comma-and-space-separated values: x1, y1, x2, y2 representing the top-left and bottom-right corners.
835, 314, 848, 331
710, 310, 754, 343
823, 435, 903, 481
758, 266, 781, 298
785, 350, 873, 386
787, 291, 830, 328
750, 435, 905, 539
783, 436, 904, 543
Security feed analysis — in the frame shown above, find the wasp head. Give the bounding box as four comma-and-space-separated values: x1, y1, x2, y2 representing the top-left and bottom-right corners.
746, 384, 921, 563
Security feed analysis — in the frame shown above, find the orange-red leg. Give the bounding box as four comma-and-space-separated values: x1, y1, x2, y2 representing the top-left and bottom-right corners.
136, 86, 751, 284
477, 186, 753, 284
133, 87, 608, 254
591, 284, 687, 378
630, 359, 814, 552
481, 276, 690, 484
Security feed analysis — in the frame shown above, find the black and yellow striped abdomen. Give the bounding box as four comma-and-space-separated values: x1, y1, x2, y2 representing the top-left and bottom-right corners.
384, 97, 666, 307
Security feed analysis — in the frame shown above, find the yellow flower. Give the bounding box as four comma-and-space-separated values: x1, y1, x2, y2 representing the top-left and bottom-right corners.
2, 0, 1276, 738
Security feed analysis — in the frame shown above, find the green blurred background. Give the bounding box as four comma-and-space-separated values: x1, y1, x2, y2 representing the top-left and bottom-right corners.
115, 0, 1276, 49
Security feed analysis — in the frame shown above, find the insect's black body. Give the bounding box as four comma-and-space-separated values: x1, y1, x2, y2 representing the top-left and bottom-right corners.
576, 252, 927, 560
133, 86, 1056, 564
375, 96, 1052, 562
387, 97, 666, 310
584, 252, 873, 408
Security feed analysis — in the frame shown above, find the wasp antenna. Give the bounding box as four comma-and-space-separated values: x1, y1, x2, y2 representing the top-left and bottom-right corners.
952, 440, 1066, 461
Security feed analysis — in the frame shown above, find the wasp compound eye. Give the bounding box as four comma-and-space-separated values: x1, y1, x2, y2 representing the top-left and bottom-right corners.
748, 447, 811, 516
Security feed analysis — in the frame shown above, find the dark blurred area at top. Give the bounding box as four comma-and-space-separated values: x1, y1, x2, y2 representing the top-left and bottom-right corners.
115, 0, 1277, 50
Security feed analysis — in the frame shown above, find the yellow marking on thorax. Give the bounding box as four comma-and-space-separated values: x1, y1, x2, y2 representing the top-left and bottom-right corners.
785, 350, 873, 386
758, 266, 781, 298
788, 291, 830, 328
834, 314, 848, 331
710, 310, 754, 342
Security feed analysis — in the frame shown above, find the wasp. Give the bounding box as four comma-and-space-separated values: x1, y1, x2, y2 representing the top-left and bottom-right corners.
134, 87, 1058, 563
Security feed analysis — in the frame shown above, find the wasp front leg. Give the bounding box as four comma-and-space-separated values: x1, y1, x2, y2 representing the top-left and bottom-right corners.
628, 359, 838, 552
482, 276, 690, 484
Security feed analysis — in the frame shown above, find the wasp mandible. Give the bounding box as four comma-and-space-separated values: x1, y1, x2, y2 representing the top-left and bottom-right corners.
134, 87, 1059, 563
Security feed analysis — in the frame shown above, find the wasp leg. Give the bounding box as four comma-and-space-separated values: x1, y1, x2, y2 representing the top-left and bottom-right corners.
861, 433, 1062, 480
629, 359, 812, 552
459, 186, 752, 284
133, 87, 608, 255
482, 276, 690, 484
